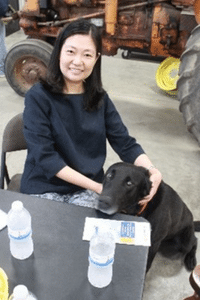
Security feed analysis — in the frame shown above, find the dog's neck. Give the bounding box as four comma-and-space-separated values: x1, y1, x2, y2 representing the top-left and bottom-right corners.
121, 202, 149, 215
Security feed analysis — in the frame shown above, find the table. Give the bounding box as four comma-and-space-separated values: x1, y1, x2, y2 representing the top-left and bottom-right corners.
0, 189, 149, 300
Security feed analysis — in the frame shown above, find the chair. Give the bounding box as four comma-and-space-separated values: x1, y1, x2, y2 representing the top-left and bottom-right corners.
0, 113, 27, 192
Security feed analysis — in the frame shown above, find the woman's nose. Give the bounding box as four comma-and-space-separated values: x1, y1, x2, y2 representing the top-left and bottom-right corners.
72, 54, 83, 65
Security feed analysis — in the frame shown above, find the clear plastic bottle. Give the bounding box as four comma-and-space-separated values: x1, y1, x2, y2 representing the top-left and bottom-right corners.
7, 201, 34, 260
87, 227, 116, 288
9, 285, 37, 300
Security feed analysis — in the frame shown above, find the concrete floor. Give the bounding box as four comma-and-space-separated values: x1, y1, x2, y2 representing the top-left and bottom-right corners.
1, 29, 200, 300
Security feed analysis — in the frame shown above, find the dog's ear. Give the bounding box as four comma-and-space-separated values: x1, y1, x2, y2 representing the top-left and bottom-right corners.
141, 169, 152, 198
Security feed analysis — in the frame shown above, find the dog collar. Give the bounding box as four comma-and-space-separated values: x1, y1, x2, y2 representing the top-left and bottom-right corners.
137, 202, 148, 215
121, 202, 148, 215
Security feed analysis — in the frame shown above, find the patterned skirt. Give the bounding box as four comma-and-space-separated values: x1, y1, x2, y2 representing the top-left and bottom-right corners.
31, 189, 98, 209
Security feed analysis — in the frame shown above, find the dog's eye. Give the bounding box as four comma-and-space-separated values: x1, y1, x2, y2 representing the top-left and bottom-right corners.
106, 173, 113, 180
126, 181, 133, 186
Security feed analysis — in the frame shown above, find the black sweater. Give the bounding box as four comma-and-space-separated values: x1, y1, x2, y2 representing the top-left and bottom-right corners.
20, 83, 144, 195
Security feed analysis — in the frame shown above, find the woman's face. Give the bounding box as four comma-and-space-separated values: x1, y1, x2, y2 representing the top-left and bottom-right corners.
59, 34, 98, 92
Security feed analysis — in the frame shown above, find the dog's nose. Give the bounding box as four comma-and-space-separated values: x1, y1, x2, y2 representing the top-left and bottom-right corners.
97, 196, 112, 210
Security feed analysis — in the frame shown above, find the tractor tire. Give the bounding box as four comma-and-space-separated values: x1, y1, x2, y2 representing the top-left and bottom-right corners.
177, 24, 200, 145
5, 39, 53, 97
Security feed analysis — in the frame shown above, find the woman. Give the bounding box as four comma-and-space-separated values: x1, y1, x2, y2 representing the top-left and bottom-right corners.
21, 18, 162, 208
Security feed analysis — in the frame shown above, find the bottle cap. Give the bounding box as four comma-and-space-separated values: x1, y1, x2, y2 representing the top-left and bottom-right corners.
13, 285, 29, 299
11, 201, 23, 211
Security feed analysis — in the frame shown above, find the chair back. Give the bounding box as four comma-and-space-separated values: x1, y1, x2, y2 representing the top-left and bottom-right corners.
0, 113, 27, 190
2, 113, 27, 152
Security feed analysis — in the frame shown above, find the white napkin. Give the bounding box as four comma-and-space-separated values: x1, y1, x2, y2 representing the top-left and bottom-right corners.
0, 209, 7, 230
82, 217, 151, 246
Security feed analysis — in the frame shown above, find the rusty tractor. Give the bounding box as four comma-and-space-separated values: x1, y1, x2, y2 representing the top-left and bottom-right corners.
2, 0, 200, 145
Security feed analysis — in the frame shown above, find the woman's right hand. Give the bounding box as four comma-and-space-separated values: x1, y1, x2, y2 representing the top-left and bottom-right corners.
56, 166, 103, 194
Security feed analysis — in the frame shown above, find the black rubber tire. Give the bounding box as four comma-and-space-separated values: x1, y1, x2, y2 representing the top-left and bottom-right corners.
5, 39, 53, 97
177, 24, 200, 145
122, 50, 131, 59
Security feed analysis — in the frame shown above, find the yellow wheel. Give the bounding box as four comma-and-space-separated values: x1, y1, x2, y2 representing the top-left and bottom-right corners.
156, 57, 180, 95
0, 268, 8, 300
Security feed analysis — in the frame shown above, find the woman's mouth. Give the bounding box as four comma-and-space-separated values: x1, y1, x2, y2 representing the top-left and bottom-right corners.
69, 68, 83, 74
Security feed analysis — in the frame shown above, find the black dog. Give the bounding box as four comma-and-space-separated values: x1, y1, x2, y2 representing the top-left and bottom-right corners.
96, 162, 200, 272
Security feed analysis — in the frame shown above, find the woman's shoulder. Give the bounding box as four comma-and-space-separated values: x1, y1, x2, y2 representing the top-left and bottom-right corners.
102, 92, 117, 110
24, 82, 56, 112
26, 82, 48, 96
24, 83, 44, 104
26, 82, 59, 104
99, 91, 110, 107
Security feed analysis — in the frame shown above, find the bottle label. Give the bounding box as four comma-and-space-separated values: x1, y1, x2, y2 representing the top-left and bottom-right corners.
89, 256, 114, 268
120, 221, 135, 244
8, 228, 32, 240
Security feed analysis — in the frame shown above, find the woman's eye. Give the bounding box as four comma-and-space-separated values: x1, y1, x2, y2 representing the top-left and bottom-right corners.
85, 53, 93, 58
66, 50, 74, 54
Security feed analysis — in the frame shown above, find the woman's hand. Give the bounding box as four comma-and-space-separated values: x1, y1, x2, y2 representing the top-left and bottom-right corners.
56, 166, 103, 194
134, 154, 162, 206
95, 183, 103, 195
139, 168, 162, 205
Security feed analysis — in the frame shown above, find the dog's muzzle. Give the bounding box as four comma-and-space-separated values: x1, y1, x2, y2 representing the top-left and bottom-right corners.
96, 195, 118, 215
97, 195, 112, 210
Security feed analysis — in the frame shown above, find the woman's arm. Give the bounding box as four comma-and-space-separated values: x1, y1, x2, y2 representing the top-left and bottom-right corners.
104, 96, 161, 203
134, 154, 162, 204
56, 166, 103, 194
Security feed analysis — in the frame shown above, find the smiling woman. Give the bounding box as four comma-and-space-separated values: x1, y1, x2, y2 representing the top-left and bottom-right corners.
20, 18, 162, 207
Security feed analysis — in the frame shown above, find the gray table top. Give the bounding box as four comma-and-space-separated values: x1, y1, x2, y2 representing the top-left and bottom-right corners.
0, 189, 149, 300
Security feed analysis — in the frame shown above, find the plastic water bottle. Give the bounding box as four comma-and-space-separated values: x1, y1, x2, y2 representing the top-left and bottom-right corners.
7, 201, 34, 260
87, 227, 116, 288
9, 285, 37, 300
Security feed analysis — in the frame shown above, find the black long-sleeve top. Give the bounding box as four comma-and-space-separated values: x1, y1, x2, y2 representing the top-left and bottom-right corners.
20, 83, 145, 195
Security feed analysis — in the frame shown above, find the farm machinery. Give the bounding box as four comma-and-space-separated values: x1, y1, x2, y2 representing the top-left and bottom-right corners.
2, 0, 200, 144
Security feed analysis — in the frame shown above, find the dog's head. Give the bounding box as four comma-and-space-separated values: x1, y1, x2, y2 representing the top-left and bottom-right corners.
96, 162, 152, 215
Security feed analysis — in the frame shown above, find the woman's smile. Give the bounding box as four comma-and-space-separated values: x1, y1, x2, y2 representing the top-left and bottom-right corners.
69, 67, 83, 74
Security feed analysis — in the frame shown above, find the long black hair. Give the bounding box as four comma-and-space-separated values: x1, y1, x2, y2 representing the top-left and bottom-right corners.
42, 18, 105, 111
